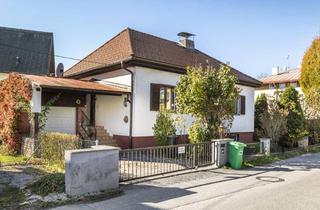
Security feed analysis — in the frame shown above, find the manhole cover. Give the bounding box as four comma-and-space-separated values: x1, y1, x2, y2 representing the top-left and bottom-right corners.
256, 176, 285, 183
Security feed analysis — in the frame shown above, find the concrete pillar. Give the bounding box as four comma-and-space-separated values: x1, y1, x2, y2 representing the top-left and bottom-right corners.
260, 138, 271, 155
212, 138, 234, 167
65, 145, 119, 197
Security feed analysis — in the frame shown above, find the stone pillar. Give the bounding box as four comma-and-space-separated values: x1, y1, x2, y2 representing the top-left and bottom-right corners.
65, 145, 119, 197
29, 113, 40, 158
212, 138, 234, 167
298, 136, 309, 149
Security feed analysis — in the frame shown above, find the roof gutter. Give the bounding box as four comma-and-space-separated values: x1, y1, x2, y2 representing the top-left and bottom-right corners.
121, 60, 134, 149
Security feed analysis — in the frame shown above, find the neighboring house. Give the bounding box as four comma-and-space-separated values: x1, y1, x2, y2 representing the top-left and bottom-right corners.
255, 67, 302, 99
60, 28, 261, 148
0, 26, 55, 80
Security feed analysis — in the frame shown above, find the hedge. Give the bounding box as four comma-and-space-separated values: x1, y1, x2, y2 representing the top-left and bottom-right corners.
40, 132, 79, 168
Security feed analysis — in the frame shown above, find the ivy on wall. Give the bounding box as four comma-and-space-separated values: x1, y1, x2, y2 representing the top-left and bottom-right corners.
0, 73, 32, 154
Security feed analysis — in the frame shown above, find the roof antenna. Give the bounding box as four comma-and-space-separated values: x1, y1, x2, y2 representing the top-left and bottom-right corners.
284, 55, 290, 71
15, 56, 21, 67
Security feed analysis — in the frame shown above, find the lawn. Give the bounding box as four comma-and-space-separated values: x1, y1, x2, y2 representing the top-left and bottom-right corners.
0, 155, 28, 165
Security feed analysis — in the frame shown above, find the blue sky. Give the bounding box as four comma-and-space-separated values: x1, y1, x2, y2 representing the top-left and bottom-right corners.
0, 0, 319, 78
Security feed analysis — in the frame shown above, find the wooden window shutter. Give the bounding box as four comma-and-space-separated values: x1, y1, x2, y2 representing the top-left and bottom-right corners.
240, 95, 246, 115
150, 84, 160, 111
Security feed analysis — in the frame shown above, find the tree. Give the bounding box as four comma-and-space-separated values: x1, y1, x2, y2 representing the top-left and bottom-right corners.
279, 86, 308, 146
176, 65, 240, 142
259, 98, 288, 146
254, 93, 268, 139
153, 109, 176, 146
300, 37, 320, 111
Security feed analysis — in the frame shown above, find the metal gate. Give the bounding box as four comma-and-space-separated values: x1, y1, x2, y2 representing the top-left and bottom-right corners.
119, 141, 216, 182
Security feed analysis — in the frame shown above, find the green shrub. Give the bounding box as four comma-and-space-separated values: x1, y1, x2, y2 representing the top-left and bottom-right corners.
188, 119, 210, 143
27, 173, 65, 196
40, 132, 79, 168
279, 86, 308, 146
254, 93, 268, 140
153, 109, 176, 146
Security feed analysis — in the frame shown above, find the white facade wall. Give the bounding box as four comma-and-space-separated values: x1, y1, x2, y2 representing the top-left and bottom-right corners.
255, 87, 304, 100
133, 67, 255, 136
231, 85, 255, 133
95, 94, 130, 136
91, 67, 256, 137
132, 67, 194, 137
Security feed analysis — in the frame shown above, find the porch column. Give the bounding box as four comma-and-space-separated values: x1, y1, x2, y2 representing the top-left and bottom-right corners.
90, 94, 96, 126
30, 84, 42, 157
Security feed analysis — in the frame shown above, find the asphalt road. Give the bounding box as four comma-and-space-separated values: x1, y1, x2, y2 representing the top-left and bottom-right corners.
52, 153, 320, 210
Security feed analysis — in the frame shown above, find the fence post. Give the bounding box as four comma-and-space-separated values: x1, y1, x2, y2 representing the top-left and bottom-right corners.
212, 139, 233, 168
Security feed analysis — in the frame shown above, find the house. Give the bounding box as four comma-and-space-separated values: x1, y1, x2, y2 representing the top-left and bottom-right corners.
255, 67, 302, 99
0, 26, 55, 80
57, 28, 261, 148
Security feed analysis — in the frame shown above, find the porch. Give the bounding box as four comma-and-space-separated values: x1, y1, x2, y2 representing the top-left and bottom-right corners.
25, 74, 130, 146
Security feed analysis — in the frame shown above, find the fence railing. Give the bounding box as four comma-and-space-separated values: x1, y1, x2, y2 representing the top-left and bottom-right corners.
119, 141, 215, 182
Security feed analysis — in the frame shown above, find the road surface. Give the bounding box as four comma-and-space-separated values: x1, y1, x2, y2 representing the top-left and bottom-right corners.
52, 153, 320, 210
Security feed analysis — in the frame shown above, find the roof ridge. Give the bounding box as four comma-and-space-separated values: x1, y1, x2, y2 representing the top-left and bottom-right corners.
0, 26, 53, 35
128, 28, 183, 46
65, 28, 132, 74
126, 28, 135, 57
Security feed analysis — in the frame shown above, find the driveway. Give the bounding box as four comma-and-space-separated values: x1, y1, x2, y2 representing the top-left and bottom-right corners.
52, 153, 320, 210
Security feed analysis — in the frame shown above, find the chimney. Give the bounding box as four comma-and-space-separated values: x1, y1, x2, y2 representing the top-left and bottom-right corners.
178, 32, 195, 49
272, 66, 280, 75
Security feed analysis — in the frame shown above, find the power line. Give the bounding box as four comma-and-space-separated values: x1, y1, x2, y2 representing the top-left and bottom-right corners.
0, 42, 108, 66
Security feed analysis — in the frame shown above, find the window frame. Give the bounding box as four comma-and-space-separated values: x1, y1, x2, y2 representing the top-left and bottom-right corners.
235, 95, 246, 116
150, 83, 176, 111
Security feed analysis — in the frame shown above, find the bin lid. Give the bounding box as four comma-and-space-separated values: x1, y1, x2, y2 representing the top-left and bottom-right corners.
228, 141, 246, 148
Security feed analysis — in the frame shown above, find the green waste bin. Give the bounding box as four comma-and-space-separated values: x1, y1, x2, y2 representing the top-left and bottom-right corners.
228, 141, 246, 169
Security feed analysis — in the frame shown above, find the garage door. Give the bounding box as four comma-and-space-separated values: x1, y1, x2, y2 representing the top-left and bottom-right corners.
44, 107, 76, 134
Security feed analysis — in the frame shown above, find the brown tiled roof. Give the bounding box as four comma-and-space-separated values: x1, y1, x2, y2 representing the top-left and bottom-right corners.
23, 74, 129, 94
64, 28, 261, 87
260, 68, 300, 84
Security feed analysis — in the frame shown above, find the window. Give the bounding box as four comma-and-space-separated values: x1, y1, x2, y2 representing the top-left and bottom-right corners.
235, 95, 246, 115
150, 84, 175, 111
279, 83, 286, 89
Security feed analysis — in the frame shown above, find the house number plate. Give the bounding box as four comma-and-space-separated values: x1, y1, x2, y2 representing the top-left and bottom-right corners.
178, 146, 185, 154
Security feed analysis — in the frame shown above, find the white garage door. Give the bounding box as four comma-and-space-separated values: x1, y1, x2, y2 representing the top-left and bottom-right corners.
44, 107, 76, 134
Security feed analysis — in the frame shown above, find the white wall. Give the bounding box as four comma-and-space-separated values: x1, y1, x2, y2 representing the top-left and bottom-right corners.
91, 67, 256, 137
231, 85, 255, 133
95, 94, 130, 136
255, 87, 304, 100
132, 67, 194, 136
85, 69, 131, 87
132, 67, 255, 136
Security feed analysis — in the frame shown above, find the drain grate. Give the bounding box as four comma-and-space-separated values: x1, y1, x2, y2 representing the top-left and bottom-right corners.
256, 176, 285, 183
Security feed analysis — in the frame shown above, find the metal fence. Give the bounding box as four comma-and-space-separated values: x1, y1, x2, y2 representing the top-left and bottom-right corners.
119, 141, 215, 182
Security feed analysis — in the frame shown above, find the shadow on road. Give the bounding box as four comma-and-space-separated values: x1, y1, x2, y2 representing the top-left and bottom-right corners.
272, 153, 320, 170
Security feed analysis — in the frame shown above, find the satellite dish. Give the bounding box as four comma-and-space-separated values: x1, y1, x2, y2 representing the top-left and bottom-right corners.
56, 63, 64, 77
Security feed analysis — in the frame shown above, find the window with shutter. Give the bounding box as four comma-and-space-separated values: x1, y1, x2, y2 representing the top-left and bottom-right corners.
240, 95, 246, 115
150, 84, 160, 111
150, 83, 176, 111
